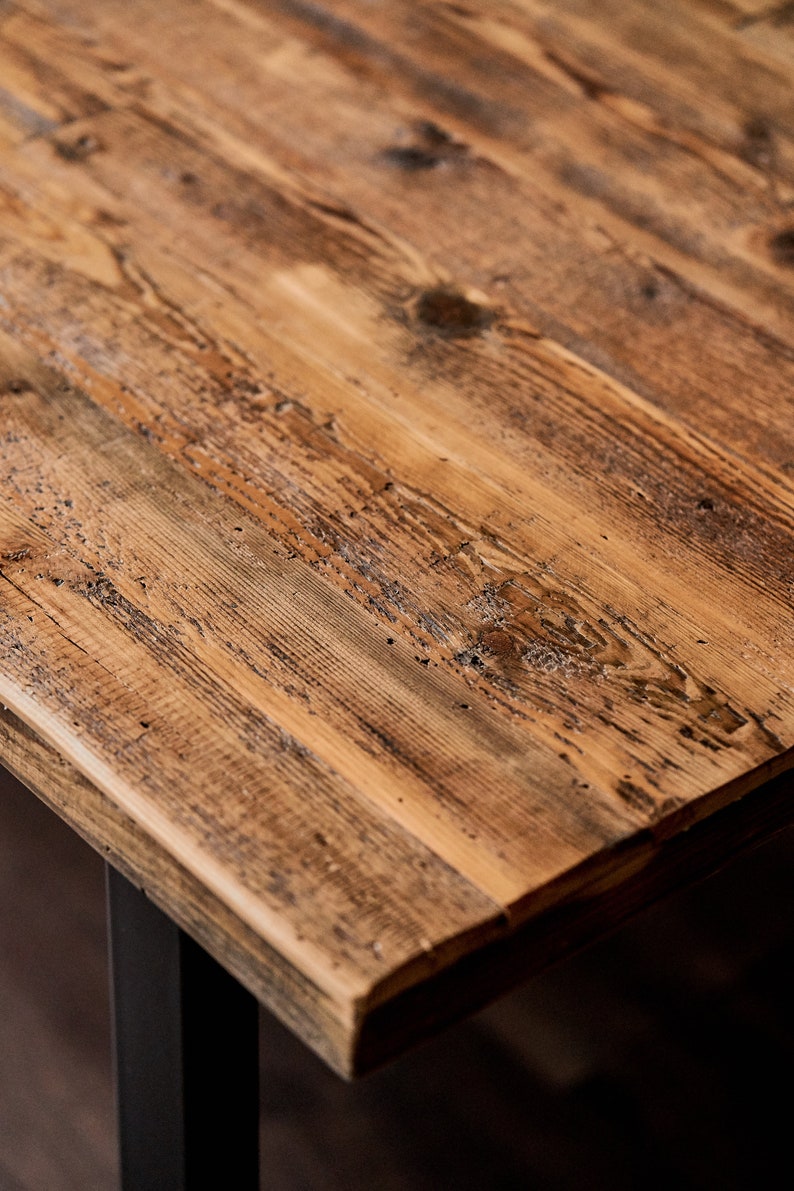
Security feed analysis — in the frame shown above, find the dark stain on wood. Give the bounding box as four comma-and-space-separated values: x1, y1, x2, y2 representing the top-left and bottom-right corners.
740, 115, 776, 169
769, 227, 794, 267
415, 288, 494, 337
382, 120, 469, 172
54, 132, 102, 161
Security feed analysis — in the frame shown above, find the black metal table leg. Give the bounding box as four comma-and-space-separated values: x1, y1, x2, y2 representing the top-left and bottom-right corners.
106, 864, 260, 1190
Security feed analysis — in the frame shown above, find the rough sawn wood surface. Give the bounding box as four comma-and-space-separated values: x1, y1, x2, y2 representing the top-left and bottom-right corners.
0, 0, 792, 1074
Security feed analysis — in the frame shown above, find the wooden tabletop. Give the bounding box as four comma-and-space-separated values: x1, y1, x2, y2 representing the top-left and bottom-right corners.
1, 0, 793, 1077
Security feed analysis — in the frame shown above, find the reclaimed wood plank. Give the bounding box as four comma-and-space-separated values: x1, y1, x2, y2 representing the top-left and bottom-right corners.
1, 0, 793, 1071
3, 706, 791, 1078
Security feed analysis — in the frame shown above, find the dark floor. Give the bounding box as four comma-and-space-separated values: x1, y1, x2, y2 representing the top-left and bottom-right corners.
1, 765, 792, 1191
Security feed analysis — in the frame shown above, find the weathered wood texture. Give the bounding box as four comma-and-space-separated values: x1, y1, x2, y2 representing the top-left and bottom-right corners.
0, 0, 792, 1074
3, 760, 793, 1191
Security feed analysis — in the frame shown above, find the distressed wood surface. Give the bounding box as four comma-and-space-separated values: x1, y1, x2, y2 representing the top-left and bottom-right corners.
0, 0, 793, 1074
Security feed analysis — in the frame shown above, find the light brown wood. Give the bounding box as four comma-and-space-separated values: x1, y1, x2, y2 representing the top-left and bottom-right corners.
1, 0, 793, 1075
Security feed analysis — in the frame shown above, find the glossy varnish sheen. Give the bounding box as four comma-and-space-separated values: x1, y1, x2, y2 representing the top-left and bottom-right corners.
0, 0, 792, 1074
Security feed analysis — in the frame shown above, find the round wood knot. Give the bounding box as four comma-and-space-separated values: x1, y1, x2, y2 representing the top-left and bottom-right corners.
480, 629, 515, 656
416, 288, 494, 338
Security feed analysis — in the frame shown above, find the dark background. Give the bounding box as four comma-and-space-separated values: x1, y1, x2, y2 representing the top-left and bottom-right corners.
1, 763, 792, 1191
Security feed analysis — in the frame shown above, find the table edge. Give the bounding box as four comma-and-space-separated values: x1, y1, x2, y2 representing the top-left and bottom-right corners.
2, 705, 791, 1077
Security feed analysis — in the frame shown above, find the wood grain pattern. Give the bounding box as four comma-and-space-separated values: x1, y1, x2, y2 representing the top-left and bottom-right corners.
1, 0, 793, 1074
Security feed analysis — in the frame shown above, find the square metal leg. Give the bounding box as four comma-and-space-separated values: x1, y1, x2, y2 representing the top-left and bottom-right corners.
106, 865, 260, 1189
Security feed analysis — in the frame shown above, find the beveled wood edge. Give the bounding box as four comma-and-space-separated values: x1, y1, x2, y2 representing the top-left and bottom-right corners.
0, 706, 359, 1075
3, 702, 792, 1076
354, 761, 794, 1075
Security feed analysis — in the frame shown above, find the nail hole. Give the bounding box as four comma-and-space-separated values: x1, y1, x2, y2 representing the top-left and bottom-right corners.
55, 133, 101, 162
384, 146, 443, 171
382, 121, 467, 172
